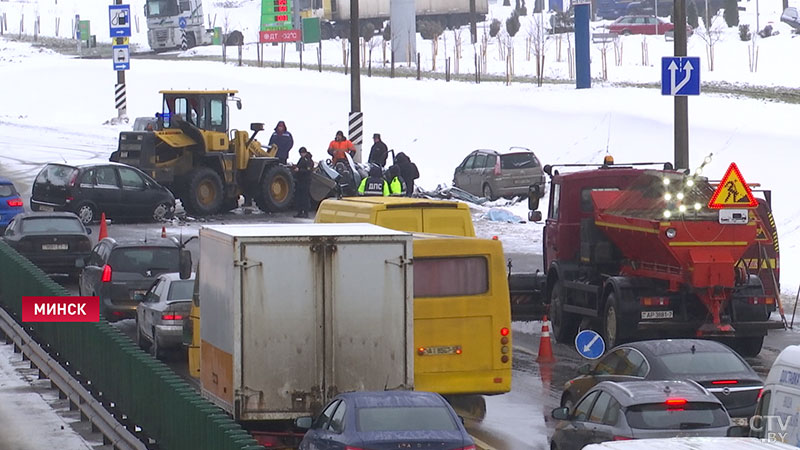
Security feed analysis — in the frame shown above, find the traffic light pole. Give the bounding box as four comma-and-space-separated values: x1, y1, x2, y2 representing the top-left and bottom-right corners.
674, 0, 689, 170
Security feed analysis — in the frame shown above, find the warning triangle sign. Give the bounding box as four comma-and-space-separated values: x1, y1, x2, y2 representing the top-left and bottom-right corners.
756, 225, 769, 241
708, 162, 758, 209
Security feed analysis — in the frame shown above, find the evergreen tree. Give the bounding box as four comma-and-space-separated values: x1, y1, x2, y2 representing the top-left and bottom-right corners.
723, 0, 739, 27
489, 18, 502, 37
506, 11, 521, 37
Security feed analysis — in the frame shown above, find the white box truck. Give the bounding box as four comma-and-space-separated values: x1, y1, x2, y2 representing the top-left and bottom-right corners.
197, 223, 413, 430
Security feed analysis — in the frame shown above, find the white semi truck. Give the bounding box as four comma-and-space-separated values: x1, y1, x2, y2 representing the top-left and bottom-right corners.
197, 223, 414, 446
144, 0, 213, 51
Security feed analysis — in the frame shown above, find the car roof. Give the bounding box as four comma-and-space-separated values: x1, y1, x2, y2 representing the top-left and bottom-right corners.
101, 237, 180, 248
0, 177, 14, 185
337, 391, 449, 408
594, 380, 720, 407
14, 212, 83, 220
474, 147, 534, 156
583, 437, 797, 449
621, 339, 733, 357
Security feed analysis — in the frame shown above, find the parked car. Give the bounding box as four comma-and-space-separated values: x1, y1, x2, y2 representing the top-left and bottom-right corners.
781, 7, 800, 33
2, 212, 92, 277
607, 15, 691, 36
79, 237, 182, 321
551, 380, 732, 450
30, 161, 175, 225
295, 391, 476, 450
0, 177, 25, 232
583, 437, 797, 449
136, 272, 194, 359
453, 147, 546, 200
750, 345, 800, 444
560, 339, 763, 420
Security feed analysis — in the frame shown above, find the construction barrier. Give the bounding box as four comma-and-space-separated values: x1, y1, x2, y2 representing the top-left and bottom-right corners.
0, 241, 264, 450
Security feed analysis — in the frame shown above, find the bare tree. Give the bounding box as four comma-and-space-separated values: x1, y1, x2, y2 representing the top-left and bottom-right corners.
696, 13, 726, 70
526, 13, 550, 86
595, 35, 617, 80
453, 26, 464, 73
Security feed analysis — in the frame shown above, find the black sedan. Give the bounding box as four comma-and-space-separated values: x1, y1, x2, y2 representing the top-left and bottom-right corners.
2, 212, 92, 277
560, 339, 763, 420
296, 391, 475, 450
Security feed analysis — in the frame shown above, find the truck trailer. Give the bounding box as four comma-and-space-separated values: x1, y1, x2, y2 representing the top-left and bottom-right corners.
197, 223, 414, 446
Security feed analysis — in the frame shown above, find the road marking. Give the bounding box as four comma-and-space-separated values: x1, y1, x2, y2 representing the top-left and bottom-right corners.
471, 435, 496, 450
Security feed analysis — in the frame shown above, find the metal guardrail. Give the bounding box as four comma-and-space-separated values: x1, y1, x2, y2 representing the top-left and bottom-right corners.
0, 306, 147, 450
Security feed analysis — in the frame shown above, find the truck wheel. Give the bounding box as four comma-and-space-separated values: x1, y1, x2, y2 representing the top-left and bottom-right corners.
256, 165, 295, 212
186, 32, 197, 49
185, 167, 224, 216
551, 280, 579, 343
732, 336, 764, 357
603, 293, 623, 349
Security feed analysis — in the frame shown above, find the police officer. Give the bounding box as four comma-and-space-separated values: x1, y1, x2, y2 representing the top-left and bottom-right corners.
358, 165, 389, 196
386, 165, 407, 196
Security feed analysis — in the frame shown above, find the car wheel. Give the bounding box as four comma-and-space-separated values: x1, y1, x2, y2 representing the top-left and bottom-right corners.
76, 203, 97, 225
256, 165, 295, 212
184, 167, 224, 216
603, 293, 623, 349
136, 317, 149, 350
151, 201, 174, 222
551, 280, 579, 343
482, 184, 495, 201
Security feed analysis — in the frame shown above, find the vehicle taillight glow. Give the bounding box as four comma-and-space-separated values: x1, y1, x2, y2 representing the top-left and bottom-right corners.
162, 314, 184, 321
712, 380, 739, 385
417, 347, 425, 355
666, 398, 687, 406
613, 436, 632, 441
640, 297, 669, 306
493, 158, 501, 176
500, 327, 510, 336
6, 198, 23, 207
758, 388, 764, 399
101, 265, 112, 282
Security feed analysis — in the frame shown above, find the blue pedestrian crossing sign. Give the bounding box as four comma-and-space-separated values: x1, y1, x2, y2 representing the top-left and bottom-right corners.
178, 17, 188, 29
661, 57, 700, 96
113, 45, 130, 71
108, 4, 131, 37
575, 330, 605, 360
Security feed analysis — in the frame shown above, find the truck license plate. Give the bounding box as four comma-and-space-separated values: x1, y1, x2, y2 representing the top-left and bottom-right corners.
422, 346, 461, 355
641, 310, 673, 319
42, 243, 68, 250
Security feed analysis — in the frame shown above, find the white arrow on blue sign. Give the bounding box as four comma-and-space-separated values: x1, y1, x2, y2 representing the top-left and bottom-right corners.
575, 330, 605, 360
109, 4, 132, 38
661, 56, 700, 96
178, 17, 188, 29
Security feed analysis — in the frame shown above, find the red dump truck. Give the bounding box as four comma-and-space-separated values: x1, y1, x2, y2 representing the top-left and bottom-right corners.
509, 161, 783, 356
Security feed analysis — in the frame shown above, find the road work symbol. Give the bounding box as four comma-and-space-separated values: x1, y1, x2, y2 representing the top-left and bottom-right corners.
708, 162, 758, 209
661, 57, 701, 96
575, 330, 605, 360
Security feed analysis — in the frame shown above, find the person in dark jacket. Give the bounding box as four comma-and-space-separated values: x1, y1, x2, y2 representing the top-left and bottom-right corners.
386, 165, 407, 196
368, 133, 389, 168
393, 152, 419, 197
293, 147, 313, 218
268, 120, 294, 164
358, 165, 389, 196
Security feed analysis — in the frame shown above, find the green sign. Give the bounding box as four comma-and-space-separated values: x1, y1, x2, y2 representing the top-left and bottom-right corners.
302, 17, 320, 44
212, 27, 222, 45
261, 0, 292, 31
79, 20, 91, 42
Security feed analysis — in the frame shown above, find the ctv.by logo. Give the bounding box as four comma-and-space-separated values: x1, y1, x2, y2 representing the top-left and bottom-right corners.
749, 415, 793, 444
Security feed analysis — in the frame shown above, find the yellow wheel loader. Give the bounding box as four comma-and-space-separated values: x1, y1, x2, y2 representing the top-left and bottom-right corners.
111, 90, 294, 215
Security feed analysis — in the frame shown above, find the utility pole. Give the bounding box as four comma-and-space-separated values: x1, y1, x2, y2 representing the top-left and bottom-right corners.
674, 0, 689, 170
470, 0, 477, 44
349, 0, 363, 162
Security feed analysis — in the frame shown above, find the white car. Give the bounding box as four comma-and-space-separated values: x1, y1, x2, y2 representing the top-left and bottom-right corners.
135, 272, 194, 359
583, 437, 796, 449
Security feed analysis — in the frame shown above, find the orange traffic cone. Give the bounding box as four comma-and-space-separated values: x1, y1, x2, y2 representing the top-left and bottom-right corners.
539, 359, 553, 390
536, 315, 556, 363
161, 226, 167, 238
98, 212, 108, 240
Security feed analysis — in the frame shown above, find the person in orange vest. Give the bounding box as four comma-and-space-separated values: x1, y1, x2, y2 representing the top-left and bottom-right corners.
327, 130, 356, 164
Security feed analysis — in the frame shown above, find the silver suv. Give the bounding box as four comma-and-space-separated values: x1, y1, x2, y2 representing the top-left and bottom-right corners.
550, 380, 731, 450
453, 147, 545, 200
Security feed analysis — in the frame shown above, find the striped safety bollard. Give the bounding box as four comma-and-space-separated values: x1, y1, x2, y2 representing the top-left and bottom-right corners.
348, 111, 363, 163
181, 28, 187, 51
115, 83, 127, 118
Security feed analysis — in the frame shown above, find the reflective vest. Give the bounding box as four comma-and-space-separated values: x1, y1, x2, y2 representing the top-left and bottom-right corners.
389, 176, 406, 196
358, 176, 389, 196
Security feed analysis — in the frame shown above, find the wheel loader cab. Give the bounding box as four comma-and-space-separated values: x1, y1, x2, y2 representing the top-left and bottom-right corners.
159, 91, 233, 152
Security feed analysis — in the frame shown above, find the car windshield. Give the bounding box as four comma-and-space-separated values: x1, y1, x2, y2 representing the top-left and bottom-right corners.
168, 280, 194, 300
625, 402, 729, 429
109, 248, 179, 273
659, 351, 749, 376
0, 185, 15, 197
357, 406, 458, 432
20, 217, 84, 233
501, 153, 536, 169
35, 164, 77, 187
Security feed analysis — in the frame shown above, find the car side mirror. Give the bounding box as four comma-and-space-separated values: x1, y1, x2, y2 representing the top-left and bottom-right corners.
250, 122, 264, 132
179, 249, 192, 280
528, 211, 542, 222
237, 100, 242, 110
551, 407, 570, 421
578, 363, 592, 375
294, 416, 313, 429
86, 228, 92, 235
528, 185, 540, 211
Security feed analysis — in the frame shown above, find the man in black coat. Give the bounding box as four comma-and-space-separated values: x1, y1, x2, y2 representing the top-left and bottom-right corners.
268, 120, 294, 164
393, 152, 419, 197
293, 147, 313, 218
368, 133, 389, 168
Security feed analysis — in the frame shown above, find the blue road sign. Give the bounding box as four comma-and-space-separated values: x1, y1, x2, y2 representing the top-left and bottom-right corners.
661, 56, 700, 96
178, 17, 188, 29
113, 45, 130, 71
109, 4, 132, 38
575, 330, 605, 360
75, 14, 81, 39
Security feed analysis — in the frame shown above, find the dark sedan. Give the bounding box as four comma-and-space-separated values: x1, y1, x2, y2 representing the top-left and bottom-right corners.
2, 212, 92, 277
560, 339, 763, 420
296, 391, 476, 450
